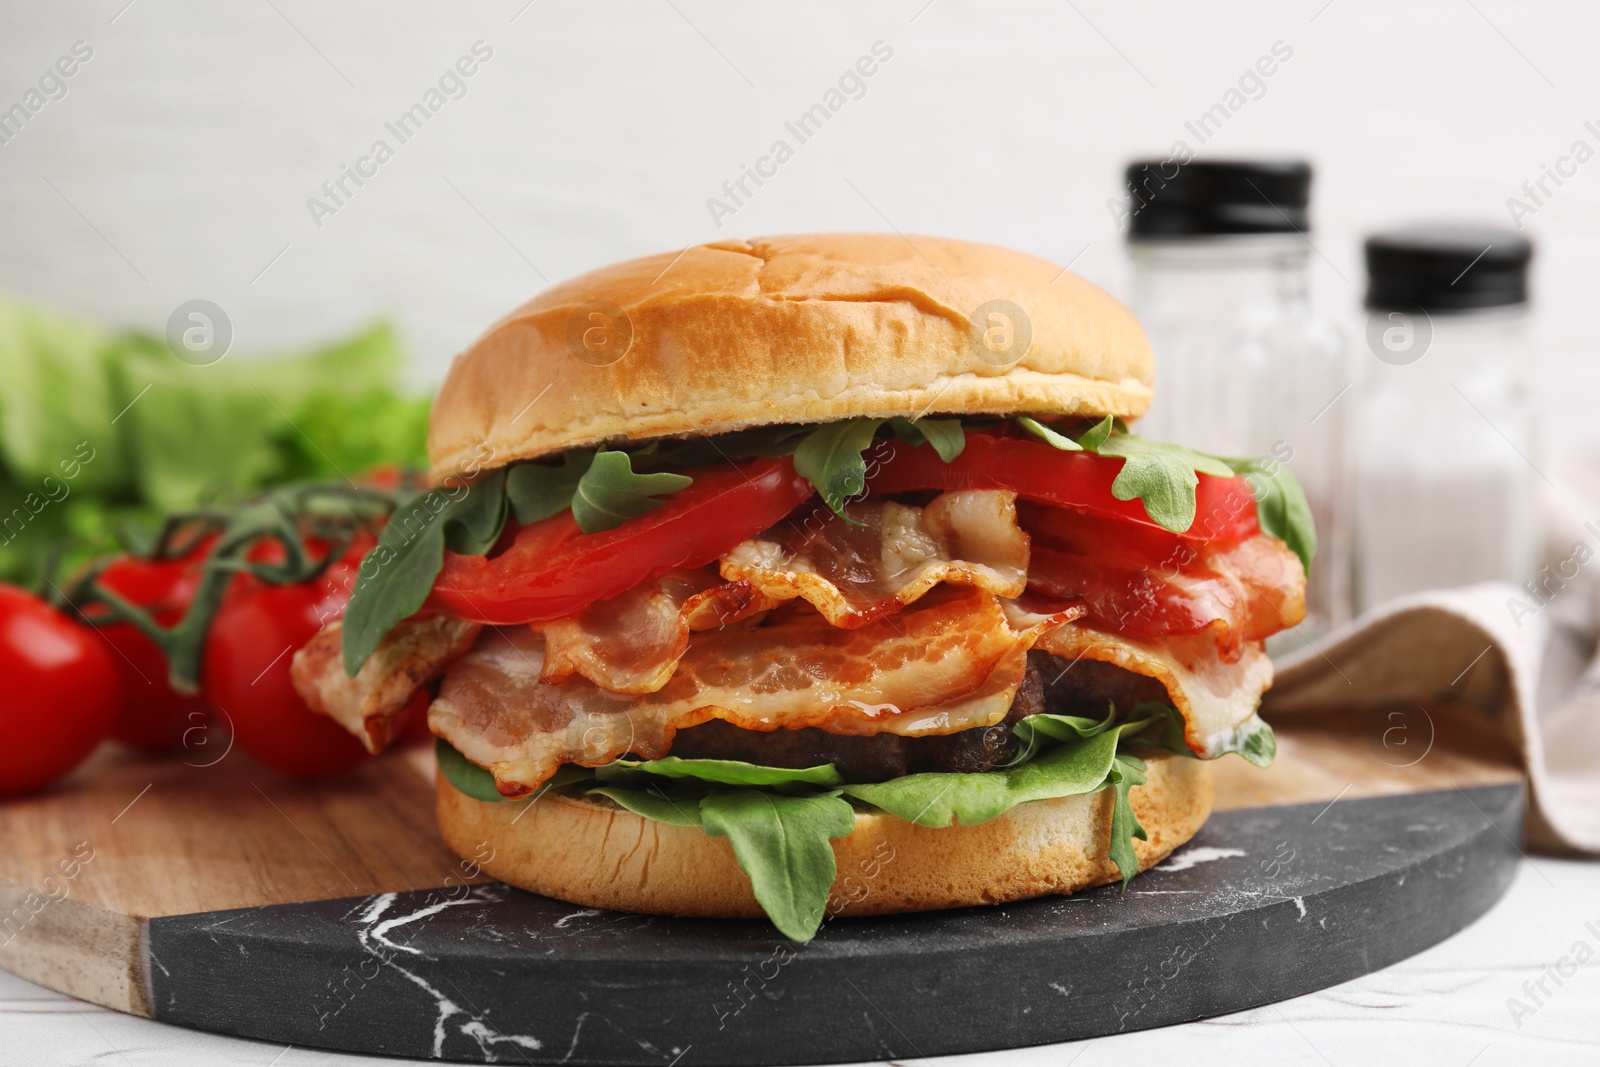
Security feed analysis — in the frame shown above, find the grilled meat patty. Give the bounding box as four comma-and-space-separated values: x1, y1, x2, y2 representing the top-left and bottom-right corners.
667, 650, 1170, 782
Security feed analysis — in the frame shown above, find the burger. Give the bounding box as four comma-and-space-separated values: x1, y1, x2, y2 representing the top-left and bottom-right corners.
291, 233, 1312, 941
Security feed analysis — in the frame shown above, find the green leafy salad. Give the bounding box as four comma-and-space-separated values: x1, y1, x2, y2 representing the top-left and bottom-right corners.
0, 297, 429, 586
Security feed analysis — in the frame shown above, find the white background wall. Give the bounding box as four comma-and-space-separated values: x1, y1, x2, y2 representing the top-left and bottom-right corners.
3, 0, 1599, 441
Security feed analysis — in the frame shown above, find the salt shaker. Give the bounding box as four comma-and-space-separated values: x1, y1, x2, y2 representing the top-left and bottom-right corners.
1123, 159, 1351, 639
1353, 225, 1537, 610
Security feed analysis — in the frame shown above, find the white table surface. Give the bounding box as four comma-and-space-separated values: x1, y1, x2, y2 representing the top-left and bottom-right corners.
1, 857, 1595, 1067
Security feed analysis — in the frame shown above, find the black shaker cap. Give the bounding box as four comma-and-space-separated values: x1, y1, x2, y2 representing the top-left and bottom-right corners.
1124, 159, 1312, 239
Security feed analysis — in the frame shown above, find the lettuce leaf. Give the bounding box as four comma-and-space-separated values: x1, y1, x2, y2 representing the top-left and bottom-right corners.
0, 299, 428, 586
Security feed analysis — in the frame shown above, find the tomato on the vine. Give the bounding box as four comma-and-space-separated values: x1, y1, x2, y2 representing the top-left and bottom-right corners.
202, 548, 372, 777
94, 545, 215, 752
0, 585, 120, 795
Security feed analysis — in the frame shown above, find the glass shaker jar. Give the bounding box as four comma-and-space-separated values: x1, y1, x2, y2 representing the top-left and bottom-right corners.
1352, 225, 1537, 610
1123, 159, 1351, 639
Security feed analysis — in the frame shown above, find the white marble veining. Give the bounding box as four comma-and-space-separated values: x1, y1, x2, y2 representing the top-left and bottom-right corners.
2, 858, 1596, 1066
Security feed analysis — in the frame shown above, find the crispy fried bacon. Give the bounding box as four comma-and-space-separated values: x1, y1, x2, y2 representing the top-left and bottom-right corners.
290, 615, 481, 753
533, 569, 771, 694
1032, 622, 1274, 758
428, 588, 1077, 795
1025, 511, 1306, 662
532, 489, 1031, 698
721, 489, 1030, 627
294, 480, 1305, 777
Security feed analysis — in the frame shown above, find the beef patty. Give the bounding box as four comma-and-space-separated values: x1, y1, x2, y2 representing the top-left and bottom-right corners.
667, 650, 1171, 783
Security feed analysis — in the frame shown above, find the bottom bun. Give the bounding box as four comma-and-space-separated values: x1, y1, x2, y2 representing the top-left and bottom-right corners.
436, 751, 1212, 919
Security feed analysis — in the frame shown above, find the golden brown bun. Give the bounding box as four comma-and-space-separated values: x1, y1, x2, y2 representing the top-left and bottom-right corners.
436, 751, 1209, 920
428, 233, 1154, 481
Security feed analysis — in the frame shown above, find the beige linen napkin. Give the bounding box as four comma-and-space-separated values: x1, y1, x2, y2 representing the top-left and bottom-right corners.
1265, 582, 1600, 853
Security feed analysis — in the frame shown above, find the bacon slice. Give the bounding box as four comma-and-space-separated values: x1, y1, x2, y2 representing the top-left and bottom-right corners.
1032, 623, 1274, 758
528, 490, 1032, 699
720, 489, 1030, 627
534, 569, 774, 694
1024, 507, 1305, 662
429, 587, 1077, 795
290, 615, 482, 753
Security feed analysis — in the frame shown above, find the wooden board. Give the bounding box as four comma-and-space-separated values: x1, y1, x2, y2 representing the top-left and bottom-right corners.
0, 709, 1525, 1064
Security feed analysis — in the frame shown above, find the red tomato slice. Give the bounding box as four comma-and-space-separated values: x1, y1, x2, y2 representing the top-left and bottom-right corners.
865, 432, 1260, 542
427, 457, 815, 625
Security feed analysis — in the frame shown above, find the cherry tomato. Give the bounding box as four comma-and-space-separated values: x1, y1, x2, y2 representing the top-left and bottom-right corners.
0, 585, 120, 795
426, 457, 814, 625
202, 551, 371, 777
865, 432, 1261, 542
94, 548, 214, 752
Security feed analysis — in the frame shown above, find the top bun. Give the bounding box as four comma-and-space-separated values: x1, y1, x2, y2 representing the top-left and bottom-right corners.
427, 233, 1154, 481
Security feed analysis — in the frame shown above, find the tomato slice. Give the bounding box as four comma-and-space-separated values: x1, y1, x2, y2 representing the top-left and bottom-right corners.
865, 432, 1260, 542
426, 456, 815, 625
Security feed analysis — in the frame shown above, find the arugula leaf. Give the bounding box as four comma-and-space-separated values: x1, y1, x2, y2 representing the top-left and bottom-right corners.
1126, 703, 1277, 768
1227, 714, 1278, 767
437, 739, 592, 805
1105, 753, 1149, 886
791, 419, 885, 517
587, 782, 708, 827
1014, 415, 1238, 534
1076, 415, 1115, 452
887, 417, 966, 461
505, 451, 594, 525
1224, 456, 1317, 573
1096, 435, 1235, 534
839, 718, 1155, 828
1016, 416, 1083, 452
698, 790, 857, 943
594, 756, 844, 789
639, 425, 816, 469
569, 449, 693, 534
436, 737, 505, 802
442, 469, 511, 554
341, 469, 507, 675
1013, 706, 1116, 747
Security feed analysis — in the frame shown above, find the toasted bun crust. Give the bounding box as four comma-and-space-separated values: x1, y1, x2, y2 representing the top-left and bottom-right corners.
437, 751, 1209, 919
428, 233, 1154, 481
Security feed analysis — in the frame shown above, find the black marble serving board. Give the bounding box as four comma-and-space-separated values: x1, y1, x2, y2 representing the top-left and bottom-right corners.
143, 783, 1523, 1065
